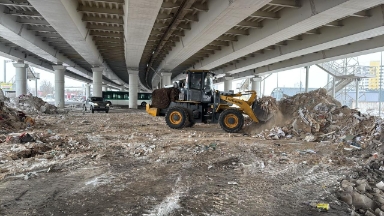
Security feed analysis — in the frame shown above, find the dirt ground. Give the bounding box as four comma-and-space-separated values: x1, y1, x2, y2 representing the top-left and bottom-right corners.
0, 108, 357, 215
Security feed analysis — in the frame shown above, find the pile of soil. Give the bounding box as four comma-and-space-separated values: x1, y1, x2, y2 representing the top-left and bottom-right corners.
0, 101, 27, 130
151, 88, 180, 109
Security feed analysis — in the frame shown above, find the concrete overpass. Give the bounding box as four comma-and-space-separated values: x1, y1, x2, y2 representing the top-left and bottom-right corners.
0, 0, 384, 108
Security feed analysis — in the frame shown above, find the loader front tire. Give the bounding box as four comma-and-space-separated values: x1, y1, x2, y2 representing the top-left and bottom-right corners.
183, 108, 195, 127
219, 109, 244, 133
165, 107, 189, 129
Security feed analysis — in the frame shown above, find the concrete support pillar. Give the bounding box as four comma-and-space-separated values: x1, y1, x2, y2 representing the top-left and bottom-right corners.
102, 85, 107, 92
223, 76, 234, 92
13, 60, 27, 97
128, 70, 139, 109
305, 66, 310, 93
120, 86, 125, 91
35, 79, 38, 97
92, 67, 103, 97
52, 65, 66, 108
85, 83, 90, 99
251, 76, 262, 97
355, 79, 359, 109
161, 72, 172, 87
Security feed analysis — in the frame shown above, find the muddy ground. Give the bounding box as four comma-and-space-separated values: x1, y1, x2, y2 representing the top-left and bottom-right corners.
0, 108, 357, 215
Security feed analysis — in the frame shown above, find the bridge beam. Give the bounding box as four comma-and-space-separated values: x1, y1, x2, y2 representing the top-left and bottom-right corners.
0, 5, 92, 80
213, 5, 384, 75
214, 35, 384, 83
156, 0, 272, 74
196, 0, 384, 70
28, 0, 125, 86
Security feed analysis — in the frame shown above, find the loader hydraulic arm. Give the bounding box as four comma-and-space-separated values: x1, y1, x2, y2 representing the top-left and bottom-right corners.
219, 90, 259, 123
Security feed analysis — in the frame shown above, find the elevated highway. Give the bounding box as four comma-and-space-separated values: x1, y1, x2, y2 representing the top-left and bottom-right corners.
0, 0, 384, 107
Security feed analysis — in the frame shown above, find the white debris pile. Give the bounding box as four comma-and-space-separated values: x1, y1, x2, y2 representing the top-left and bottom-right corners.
0, 129, 92, 180
131, 144, 156, 157
7, 94, 58, 114
253, 126, 289, 140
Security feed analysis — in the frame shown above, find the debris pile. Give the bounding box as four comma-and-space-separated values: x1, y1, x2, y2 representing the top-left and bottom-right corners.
7, 94, 58, 114
247, 89, 381, 147
0, 128, 91, 180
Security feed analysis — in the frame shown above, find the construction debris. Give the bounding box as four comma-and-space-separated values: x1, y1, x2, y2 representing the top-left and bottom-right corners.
246, 89, 381, 150
7, 94, 58, 114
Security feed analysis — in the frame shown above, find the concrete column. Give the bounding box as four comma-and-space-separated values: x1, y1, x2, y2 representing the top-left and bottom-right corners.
161, 72, 172, 87
85, 83, 90, 99
102, 85, 107, 92
119, 86, 125, 91
52, 65, 66, 108
305, 66, 310, 93
128, 70, 139, 109
92, 67, 103, 97
251, 76, 262, 97
35, 79, 38, 96
13, 60, 27, 97
223, 76, 234, 92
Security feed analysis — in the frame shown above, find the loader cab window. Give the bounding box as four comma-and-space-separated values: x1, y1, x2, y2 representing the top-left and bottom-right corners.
189, 72, 202, 90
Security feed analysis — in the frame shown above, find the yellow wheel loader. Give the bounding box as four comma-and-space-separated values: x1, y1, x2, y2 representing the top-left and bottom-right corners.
146, 70, 272, 133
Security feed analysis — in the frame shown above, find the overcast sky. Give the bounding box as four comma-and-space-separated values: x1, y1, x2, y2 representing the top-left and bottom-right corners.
0, 51, 383, 95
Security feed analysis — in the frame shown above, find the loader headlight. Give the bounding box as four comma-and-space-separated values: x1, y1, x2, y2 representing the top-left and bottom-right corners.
94, 103, 98, 106
106, 103, 110, 106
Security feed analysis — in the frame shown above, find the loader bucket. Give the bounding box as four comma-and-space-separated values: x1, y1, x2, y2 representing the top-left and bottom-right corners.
252, 103, 274, 122
146, 104, 159, 117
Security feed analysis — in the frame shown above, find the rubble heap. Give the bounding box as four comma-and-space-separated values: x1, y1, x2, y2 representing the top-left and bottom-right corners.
7, 94, 58, 114
248, 89, 381, 147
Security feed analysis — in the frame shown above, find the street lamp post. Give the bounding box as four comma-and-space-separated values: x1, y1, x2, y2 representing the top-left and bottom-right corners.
380, 52, 383, 117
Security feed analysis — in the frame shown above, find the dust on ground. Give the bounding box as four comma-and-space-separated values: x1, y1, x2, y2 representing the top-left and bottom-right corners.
2, 88, 384, 215
0, 108, 354, 216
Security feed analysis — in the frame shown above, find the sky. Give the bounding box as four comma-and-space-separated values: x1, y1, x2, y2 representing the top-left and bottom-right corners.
0, 51, 383, 95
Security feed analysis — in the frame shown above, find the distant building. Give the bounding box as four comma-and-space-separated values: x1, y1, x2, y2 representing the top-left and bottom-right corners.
368, 61, 381, 90
336, 90, 384, 111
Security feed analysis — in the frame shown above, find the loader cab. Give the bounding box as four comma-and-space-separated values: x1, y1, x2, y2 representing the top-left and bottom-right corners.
185, 70, 214, 102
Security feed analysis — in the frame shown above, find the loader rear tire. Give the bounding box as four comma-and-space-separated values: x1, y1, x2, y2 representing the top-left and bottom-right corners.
219, 109, 244, 133
165, 107, 190, 129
